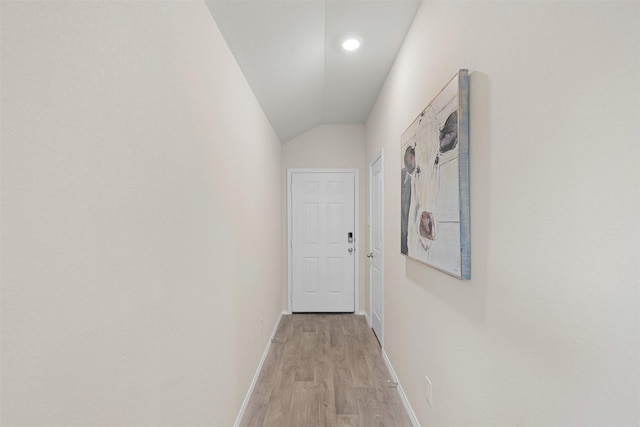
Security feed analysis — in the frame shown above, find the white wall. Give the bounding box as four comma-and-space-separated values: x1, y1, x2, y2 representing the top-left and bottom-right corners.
1, 2, 282, 426
281, 124, 368, 313
366, 1, 640, 426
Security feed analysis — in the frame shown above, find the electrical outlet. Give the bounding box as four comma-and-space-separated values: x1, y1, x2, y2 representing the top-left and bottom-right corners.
260, 317, 264, 333
425, 375, 432, 406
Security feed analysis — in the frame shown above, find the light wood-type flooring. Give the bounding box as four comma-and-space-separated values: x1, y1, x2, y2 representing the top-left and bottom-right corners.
240, 314, 413, 427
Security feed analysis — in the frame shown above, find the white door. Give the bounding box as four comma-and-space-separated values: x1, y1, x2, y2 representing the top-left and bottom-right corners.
290, 171, 356, 312
369, 153, 384, 344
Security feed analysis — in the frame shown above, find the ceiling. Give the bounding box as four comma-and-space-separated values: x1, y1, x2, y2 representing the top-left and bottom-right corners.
205, 0, 422, 142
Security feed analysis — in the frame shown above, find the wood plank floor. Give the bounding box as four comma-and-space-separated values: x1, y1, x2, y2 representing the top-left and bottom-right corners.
240, 314, 413, 427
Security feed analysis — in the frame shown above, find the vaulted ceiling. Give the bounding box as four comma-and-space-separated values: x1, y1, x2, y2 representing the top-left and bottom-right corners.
205, 0, 422, 142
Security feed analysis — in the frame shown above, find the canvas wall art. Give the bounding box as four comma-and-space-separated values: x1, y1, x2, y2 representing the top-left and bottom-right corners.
400, 69, 470, 279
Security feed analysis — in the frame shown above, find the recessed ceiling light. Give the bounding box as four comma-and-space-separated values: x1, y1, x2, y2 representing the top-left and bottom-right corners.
342, 38, 361, 51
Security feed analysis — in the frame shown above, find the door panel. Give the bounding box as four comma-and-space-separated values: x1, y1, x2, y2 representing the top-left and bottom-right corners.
291, 172, 355, 312
370, 154, 384, 344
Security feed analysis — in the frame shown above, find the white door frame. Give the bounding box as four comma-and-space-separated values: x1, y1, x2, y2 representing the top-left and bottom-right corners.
287, 168, 360, 314
369, 150, 384, 345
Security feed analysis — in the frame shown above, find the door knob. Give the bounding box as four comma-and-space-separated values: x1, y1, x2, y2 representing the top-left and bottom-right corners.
348, 248, 354, 253
367, 252, 374, 258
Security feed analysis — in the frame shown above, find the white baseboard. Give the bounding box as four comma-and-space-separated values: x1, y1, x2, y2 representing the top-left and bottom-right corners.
233, 310, 285, 427
357, 310, 371, 327
381, 349, 421, 427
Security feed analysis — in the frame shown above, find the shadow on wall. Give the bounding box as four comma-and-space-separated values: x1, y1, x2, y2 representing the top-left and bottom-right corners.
404, 71, 491, 327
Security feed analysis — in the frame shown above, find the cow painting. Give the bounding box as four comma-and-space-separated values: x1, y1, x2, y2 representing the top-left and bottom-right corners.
400, 70, 470, 280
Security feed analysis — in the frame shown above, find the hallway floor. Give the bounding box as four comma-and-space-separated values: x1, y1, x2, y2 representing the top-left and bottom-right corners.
240, 314, 413, 427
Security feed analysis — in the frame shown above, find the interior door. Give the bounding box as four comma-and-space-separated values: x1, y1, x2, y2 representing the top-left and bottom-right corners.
369, 153, 384, 344
290, 171, 356, 312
